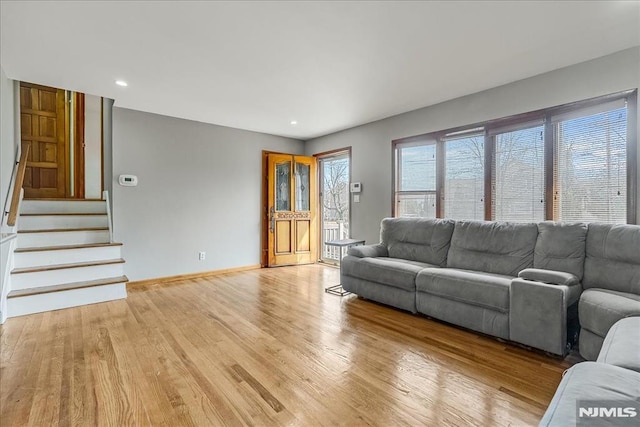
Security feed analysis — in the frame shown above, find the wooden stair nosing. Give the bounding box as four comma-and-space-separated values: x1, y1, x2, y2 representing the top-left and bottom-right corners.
18, 227, 109, 234
19, 213, 107, 217
11, 258, 125, 275
14, 242, 123, 253
24, 198, 105, 202
7, 275, 129, 299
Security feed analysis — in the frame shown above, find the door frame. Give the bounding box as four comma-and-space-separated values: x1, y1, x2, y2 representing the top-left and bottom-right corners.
73, 92, 85, 198
314, 147, 352, 265
19, 83, 89, 199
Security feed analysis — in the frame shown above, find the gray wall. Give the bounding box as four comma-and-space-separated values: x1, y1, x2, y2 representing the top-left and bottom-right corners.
112, 108, 303, 281
305, 47, 640, 245
0, 67, 17, 226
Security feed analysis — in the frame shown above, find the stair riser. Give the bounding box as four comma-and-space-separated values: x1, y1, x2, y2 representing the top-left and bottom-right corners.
7, 283, 127, 318
11, 263, 125, 290
14, 246, 122, 269
19, 215, 109, 230
17, 230, 110, 248
20, 200, 106, 214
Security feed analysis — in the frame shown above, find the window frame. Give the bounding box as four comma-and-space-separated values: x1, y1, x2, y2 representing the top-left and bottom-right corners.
392, 89, 638, 224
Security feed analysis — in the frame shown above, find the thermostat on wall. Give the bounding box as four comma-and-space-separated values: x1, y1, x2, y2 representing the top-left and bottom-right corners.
118, 175, 138, 186
350, 182, 362, 193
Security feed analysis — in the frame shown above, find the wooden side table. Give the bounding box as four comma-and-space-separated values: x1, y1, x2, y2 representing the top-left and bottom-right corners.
324, 239, 365, 296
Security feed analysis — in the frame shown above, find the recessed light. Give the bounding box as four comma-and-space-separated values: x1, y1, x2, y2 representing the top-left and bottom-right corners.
290, 120, 298, 125
115, 80, 128, 87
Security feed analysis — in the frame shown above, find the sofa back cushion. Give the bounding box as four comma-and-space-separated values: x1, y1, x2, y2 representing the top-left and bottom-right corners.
381, 218, 455, 266
583, 223, 640, 294
534, 222, 588, 280
447, 221, 538, 276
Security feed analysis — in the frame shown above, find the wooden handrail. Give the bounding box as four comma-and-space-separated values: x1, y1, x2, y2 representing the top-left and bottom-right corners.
7, 143, 30, 226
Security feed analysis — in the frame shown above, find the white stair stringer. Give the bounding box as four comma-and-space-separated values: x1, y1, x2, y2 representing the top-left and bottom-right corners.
7, 281, 128, 318
5, 197, 127, 318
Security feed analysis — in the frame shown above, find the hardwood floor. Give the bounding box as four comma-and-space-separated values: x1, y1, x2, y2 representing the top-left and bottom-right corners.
0, 264, 573, 426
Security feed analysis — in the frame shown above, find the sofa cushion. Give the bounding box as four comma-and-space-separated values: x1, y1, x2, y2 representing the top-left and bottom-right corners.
416, 268, 512, 313
347, 244, 388, 258
579, 288, 640, 337
341, 256, 436, 291
584, 223, 640, 294
534, 222, 587, 280
446, 221, 538, 276
380, 218, 455, 266
597, 317, 640, 373
539, 362, 640, 426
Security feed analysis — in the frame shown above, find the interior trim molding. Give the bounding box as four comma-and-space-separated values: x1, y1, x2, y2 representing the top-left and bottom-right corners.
127, 264, 261, 287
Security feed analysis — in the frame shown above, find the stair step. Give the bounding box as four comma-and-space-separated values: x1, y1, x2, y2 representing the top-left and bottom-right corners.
6, 278, 128, 317
13, 243, 123, 269
16, 228, 110, 248
20, 199, 106, 214
10, 258, 125, 290
15, 242, 123, 253
18, 227, 109, 234
19, 214, 108, 230
24, 198, 105, 201
20, 212, 107, 216
12, 258, 125, 275
7, 275, 129, 298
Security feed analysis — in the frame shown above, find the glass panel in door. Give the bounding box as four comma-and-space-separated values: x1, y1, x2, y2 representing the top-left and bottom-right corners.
320, 153, 350, 263
275, 161, 291, 211
295, 162, 310, 211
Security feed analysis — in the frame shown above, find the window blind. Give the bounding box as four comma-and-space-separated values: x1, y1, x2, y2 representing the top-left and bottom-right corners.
553, 105, 627, 223
493, 125, 545, 222
444, 135, 484, 220
398, 144, 436, 191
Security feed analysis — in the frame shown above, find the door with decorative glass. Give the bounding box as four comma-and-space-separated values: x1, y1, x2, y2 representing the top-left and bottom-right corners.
266, 154, 317, 266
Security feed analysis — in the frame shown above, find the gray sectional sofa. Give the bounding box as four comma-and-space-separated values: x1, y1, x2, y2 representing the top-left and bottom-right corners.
341, 218, 640, 357
540, 317, 640, 426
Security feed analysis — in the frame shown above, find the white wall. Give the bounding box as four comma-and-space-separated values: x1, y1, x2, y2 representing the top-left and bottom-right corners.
0, 66, 18, 323
305, 47, 640, 245
84, 94, 102, 198
112, 108, 304, 281
1, 67, 17, 227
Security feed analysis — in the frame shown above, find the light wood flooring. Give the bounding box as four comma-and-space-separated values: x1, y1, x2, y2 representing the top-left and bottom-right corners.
0, 264, 574, 426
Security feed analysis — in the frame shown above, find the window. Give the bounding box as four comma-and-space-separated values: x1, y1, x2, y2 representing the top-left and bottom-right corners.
553, 101, 628, 223
493, 124, 545, 222
444, 134, 484, 220
395, 143, 437, 217
393, 90, 636, 224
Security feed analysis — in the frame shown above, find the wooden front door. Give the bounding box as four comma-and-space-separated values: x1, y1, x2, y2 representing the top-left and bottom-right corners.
266, 154, 317, 266
20, 82, 68, 198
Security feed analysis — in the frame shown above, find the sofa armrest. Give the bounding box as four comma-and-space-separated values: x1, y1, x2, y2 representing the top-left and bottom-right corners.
510, 278, 582, 355
347, 244, 388, 258
518, 268, 579, 286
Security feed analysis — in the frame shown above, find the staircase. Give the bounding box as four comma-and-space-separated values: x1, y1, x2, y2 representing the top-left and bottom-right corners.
6, 198, 128, 317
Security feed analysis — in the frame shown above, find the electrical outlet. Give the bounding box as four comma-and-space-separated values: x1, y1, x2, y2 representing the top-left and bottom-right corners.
198, 251, 206, 261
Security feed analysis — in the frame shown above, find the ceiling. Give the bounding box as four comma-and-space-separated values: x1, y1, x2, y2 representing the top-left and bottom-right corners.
1, 1, 639, 140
